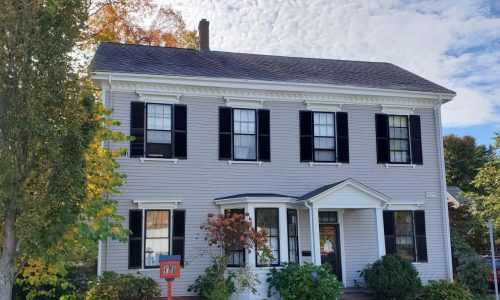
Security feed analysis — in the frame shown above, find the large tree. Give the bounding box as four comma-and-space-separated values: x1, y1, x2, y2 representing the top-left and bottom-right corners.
0, 1, 92, 298
443, 134, 489, 193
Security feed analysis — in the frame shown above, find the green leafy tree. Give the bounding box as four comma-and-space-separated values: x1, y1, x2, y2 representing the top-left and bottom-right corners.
0, 1, 94, 298
443, 134, 488, 193
468, 133, 500, 249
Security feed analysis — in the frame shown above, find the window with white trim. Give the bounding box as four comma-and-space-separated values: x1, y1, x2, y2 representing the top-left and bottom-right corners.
233, 109, 257, 160
388, 115, 410, 163
313, 112, 336, 162
255, 208, 280, 266
146, 104, 172, 158
144, 210, 170, 267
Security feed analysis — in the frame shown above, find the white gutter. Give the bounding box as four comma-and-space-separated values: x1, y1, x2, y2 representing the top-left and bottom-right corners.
435, 95, 453, 281
96, 85, 107, 277
304, 200, 316, 264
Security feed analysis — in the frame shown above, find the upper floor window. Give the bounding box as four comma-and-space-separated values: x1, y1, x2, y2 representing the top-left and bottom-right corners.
130, 102, 187, 159
383, 210, 427, 262
219, 107, 270, 162
376, 114, 422, 165
300, 111, 349, 163
233, 109, 257, 160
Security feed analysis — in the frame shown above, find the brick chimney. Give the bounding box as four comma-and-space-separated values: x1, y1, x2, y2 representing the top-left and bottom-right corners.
198, 19, 210, 51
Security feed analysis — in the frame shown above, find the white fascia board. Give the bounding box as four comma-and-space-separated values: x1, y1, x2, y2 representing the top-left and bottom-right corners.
92, 72, 456, 102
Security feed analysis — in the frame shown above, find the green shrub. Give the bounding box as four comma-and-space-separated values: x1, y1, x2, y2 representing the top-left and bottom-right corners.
187, 263, 236, 300
361, 255, 421, 300
267, 263, 342, 300
450, 231, 490, 297
85, 272, 161, 300
420, 280, 473, 300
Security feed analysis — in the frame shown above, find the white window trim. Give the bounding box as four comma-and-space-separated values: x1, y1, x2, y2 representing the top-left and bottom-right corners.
132, 199, 182, 210
305, 100, 343, 112
385, 163, 416, 169
227, 160, 263, 166
308, 162, 342, 167
224, 96, 265, 109
380, 104, 416, 115
136, 91, 181, 104
140, 157, 178, 164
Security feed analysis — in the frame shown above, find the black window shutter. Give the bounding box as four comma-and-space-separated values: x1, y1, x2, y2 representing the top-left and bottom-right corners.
130, 102, 145, 157
409, 115, 423, 165
414, 211, 427, 262
375, 114, 390, 163
336, 112, 349, 163
219, 107, 232, 160
173, 104, 187, 159
128, 210, 143, 269
299, 111, 313, 162
172, 210, 186, 266
383, 211, 396, 255
258, 109, 271, 161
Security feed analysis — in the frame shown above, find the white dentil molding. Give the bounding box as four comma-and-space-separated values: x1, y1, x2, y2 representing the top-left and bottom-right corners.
93, 72, 455, 108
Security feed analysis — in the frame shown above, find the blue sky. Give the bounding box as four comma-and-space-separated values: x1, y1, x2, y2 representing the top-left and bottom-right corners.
165, 0, 499, 146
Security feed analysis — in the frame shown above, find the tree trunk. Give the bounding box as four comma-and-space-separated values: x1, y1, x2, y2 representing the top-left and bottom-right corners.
0, 199, 17, 300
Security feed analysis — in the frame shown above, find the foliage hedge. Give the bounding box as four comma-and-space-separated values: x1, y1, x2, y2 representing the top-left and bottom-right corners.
187, 261, 236, 300
419, 280, 473, 300
267, 263, 342, 300
361, 255, 421, 300
85, 272, 160, 300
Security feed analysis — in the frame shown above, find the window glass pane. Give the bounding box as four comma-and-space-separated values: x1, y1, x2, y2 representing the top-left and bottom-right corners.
147, 130, 171, 144
394, 211, 414, 261
314, 137, 334, 149
233, 109, 255, 134
256, 209, 279, 266
388, 115, 410, 163
234, 134, 256, 160
314, 150, 335, 162
145, 210, 170, 267
147, 104, 171, 131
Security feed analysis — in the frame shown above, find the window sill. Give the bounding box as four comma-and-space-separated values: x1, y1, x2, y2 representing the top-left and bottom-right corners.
308, 162, 342, 167
140, 157, 178, 164
385, 163, 416, 169
228, 160, 263, 166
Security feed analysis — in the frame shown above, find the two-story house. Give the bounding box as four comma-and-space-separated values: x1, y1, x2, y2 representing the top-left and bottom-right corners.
91, 19, 455, 299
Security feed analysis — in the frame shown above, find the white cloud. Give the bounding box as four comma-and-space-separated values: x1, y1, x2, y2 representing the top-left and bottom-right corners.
163, 0, 500, 127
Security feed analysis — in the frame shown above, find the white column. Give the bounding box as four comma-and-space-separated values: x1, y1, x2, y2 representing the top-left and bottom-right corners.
375, 208, 386, 257
279, 207, 288, 264
247, 205, 256, 268
338, 209, 347, 286
313, 208, 321, 265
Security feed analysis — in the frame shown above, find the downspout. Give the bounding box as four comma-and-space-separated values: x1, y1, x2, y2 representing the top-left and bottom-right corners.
97, 83, 106, 277
435, 95, 453, 281
304, 200, 316, 264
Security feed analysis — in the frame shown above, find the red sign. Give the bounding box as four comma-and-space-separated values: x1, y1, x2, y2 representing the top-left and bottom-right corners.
160, 260, 181, 279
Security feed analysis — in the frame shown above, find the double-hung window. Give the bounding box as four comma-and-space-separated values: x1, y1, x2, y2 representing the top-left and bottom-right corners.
224, 208, 246, 267
233, 109, 257, 160
255, 208, 280, 266
383, 210, 427, 262
219, 107, 270, 161
146, 104, 172, 158
128, 209, 186, 269
313, 112, 336, 162
300, 111, 349, 163
130, 102, 187, 159
287, 209, 299, 264
376, 114, 422, 165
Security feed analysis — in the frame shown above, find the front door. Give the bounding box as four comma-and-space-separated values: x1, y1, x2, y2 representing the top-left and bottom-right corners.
319, 212, 342, 280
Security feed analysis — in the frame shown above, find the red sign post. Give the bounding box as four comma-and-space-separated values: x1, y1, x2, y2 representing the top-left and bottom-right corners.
159, 255, 181, 300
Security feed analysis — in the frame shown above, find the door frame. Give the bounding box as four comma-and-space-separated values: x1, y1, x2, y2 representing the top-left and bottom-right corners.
313, 208, 346, 286
319, 223, 342, 281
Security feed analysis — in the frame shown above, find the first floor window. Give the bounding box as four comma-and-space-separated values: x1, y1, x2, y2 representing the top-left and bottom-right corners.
128, 209, 185, 269
144, 210, 170, 267
225, 208, 246, 267
383, 210, 427, 262
287, 209, 299, 264
255, 208, 280, 266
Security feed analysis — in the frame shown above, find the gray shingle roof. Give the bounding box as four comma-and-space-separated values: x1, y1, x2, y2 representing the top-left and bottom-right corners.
447, 185, 471, 205
91, 42, 455, 95
214, 193, 294, 201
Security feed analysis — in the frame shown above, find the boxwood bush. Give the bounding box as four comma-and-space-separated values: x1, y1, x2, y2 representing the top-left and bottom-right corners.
85, 272, 160, 300
267, 263, 342, 300
361, 255, 421, 300
420, 280, 473, 300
